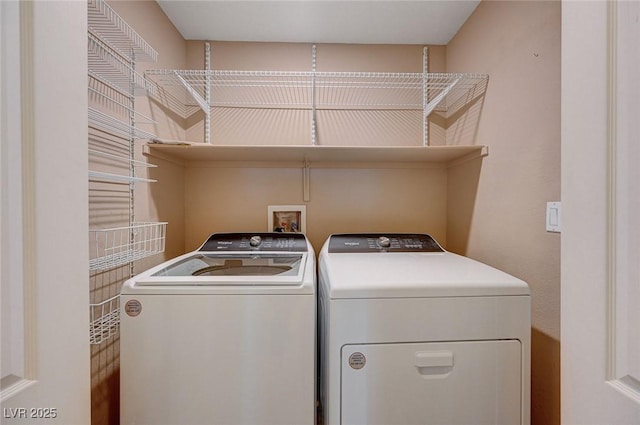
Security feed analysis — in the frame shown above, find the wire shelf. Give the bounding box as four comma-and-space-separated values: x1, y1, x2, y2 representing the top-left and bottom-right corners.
425, 73, 489, 117
87, 0, 157, 62
89, 294, 120, 345
315, 72, 422, 110
145, 69, 488, 115
89, 107, 156, 140
89, 149, 158, 168
88, 33, 151, 95
87, 0, 160, 348
89, 222, 167, 272
88, 83, 157, 125
145, 78, 200, 119
88, 170, 157, 184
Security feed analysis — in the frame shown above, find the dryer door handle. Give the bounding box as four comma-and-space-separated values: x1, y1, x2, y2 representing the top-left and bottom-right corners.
414, 351, 454, 377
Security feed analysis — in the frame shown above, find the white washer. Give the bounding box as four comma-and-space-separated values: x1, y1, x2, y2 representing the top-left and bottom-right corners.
318, 233, 530, 425
120, 232, 316, 425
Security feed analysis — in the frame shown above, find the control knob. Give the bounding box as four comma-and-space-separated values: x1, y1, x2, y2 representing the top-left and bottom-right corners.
249, 235, 262, 247
378, 236, 391, 248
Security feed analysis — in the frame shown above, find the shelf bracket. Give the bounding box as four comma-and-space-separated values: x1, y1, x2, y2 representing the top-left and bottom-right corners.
424, 78, 460, 118
174, 71, 209, 114
174, 69, 211, 144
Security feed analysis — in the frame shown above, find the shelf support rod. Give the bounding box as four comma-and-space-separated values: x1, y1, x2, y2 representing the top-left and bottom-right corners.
204, 42, 211, 144
424, 78, 460, 118
174, 71, 209, 114
311, 44, 317, 146
174, 69, 211, 144
423, 46, 429, 146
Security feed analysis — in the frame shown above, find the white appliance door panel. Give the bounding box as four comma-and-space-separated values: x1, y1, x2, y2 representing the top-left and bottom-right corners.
341, 340, 521, 425
120, 294, 315, 425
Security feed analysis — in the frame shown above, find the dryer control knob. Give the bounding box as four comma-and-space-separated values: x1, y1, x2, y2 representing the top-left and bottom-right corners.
378, 236, 391, 248
249, 235, 262, 247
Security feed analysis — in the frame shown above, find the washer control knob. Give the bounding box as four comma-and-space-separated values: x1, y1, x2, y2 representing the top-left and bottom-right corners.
378, 236, 391, 248
249, 235, 262, 247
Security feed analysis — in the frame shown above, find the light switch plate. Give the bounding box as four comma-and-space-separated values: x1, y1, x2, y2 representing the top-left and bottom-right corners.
546, 201, 561, 233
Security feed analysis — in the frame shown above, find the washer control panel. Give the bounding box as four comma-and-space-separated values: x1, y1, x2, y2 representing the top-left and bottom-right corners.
199, 232, 308, 252
328, 233, 444, 253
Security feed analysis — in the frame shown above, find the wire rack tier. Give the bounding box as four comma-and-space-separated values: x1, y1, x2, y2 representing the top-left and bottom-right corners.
88, 0, 157, 63
87, 0, 162, 349
89, 148, 158, 168
88, 107, 156, 140
88, 79, 157, 124
145, 70, 488, 116
89, 294, 120, 345
88, 170, 157, 185
88, 33, 152, 95
89, 222, 167, 272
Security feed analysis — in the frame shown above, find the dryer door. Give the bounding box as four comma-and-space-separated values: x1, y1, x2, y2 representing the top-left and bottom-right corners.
341, 340, 522, 425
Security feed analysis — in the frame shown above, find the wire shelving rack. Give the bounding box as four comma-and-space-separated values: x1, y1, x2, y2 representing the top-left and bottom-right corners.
145, 47, 488, 146
89, 222, 167, 272
87, 0, 164, 345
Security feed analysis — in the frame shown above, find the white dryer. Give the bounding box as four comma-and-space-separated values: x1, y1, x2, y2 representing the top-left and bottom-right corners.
120, 232, 316, 425
318, 233, 530, 425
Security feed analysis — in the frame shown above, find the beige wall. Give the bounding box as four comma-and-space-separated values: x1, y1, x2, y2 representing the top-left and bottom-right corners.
184, 163, 448, 252
446, 2, 561, 425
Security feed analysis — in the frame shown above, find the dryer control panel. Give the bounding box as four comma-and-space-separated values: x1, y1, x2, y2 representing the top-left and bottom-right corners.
328, 233, 444, 253
199, 232, 308, 252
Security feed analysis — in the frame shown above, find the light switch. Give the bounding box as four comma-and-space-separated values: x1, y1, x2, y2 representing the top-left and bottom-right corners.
546, 202, 561, 233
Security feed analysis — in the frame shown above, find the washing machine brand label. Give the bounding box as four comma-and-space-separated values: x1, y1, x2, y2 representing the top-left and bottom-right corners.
124, 299, 142, 317
349, 352, 366, 370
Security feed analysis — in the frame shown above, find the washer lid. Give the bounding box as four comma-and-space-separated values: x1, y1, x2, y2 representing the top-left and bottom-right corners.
124, 232, 314, 293
321, 251, 529, 298
129, 252, 307, 287
153, 252, 303, 277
